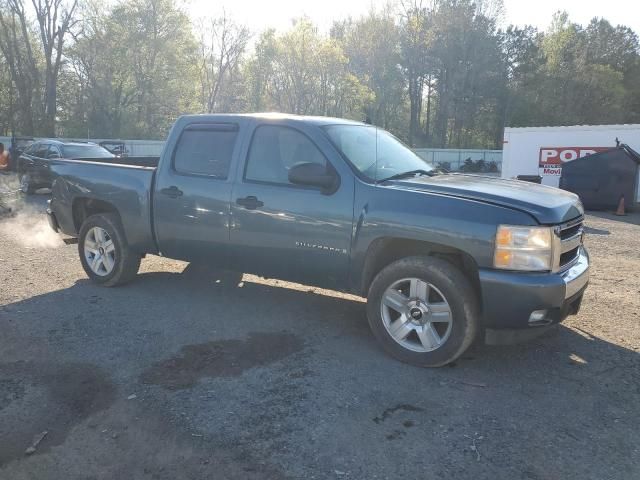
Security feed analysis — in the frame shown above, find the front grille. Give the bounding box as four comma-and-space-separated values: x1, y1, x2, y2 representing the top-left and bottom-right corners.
557, 216, 584, 270
560, 222, 582, 240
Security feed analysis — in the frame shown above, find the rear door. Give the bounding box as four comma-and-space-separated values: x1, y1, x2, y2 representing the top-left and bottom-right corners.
153, 121, 243, 264
229, 122, 354, 289
29, 143, 51, 185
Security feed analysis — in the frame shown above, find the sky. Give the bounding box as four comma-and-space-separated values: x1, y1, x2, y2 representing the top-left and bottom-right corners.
187, 0, 640, 34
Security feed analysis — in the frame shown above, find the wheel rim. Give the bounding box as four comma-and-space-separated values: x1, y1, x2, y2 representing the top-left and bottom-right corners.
84, 227, 116, 276
380, 277, 453, 353
20, 175, 30, 193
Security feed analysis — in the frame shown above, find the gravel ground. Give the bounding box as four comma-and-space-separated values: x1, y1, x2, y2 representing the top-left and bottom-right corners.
0, 188, 638, 479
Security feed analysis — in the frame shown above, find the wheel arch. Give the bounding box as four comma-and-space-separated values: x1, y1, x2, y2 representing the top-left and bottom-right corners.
359, 237, 481, 306
72, 197, 122, 234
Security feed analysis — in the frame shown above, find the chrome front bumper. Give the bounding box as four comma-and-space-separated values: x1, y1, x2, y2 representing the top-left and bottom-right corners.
562, 248, 589, 299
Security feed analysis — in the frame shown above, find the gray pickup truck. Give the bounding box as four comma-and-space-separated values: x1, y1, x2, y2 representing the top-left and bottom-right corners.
47, 114, 589, 366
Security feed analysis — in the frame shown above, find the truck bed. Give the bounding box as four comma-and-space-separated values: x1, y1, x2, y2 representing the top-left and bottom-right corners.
49, 159, 158, 253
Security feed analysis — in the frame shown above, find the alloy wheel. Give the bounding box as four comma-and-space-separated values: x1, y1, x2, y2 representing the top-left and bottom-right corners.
380, 277, 453, 353
84, 227, 116, 276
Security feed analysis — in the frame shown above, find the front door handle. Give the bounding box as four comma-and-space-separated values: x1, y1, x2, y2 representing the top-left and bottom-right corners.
236, 195, 264, 210
160, 186, 183, 198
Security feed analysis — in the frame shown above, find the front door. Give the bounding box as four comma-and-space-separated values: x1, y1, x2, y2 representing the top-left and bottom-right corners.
153, 122, 241, 264
230, 123, 354, 290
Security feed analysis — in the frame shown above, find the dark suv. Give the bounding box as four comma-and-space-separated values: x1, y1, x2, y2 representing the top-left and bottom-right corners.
18, 140, 114, 194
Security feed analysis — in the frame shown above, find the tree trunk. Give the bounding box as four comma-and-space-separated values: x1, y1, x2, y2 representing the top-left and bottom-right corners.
43, 73, 56, 136
425, 75, 432, 143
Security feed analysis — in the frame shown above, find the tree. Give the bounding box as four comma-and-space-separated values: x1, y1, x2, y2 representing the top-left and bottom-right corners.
399, 0, 431, 146
2, 1, 640, 146
0, 0, 42, 134
244, 29, 277, 112
428, 0, 504, 148
0, 0, 78, 136
251, 18, 371, 119
499, 25, 543, 129
197, 13, 250, 113
33, 0, 79, 135
333, 9, 405, 132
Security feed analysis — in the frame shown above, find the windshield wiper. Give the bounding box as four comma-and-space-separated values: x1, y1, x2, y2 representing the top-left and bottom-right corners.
377, 169, 434, 183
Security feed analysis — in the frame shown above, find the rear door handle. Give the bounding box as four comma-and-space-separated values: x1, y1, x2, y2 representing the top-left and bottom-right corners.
236, 195, 264, 210
160, 186, 183, 198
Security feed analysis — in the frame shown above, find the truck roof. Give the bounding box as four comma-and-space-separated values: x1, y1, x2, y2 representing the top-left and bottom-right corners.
178, 112, 367, 127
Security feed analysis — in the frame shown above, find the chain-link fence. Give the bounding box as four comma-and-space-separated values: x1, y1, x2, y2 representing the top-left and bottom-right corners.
414, 148, 503, 175
1, 136, 503, 176
0, 137, 165, 157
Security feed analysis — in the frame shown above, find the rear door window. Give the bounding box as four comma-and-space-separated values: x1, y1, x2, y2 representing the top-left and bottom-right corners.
173, 124, 239, 178
48, 145, 62, 158
32, 143, 49, 159
22, 143, 36, 155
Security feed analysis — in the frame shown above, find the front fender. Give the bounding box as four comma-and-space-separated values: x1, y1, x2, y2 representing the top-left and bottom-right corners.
349, 182, 536, 294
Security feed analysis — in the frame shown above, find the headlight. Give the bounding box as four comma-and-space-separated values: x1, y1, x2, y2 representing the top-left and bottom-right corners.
494, 225, 553, 271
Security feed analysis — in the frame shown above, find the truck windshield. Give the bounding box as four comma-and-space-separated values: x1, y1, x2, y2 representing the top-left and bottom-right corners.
62, 145, 114, 159
324, 125, 433, 182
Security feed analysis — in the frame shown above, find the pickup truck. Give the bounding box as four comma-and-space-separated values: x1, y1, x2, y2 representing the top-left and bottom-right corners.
46, 114, 590, 367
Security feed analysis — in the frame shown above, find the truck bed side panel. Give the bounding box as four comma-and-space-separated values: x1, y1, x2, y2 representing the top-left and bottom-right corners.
50, 160, 157, 253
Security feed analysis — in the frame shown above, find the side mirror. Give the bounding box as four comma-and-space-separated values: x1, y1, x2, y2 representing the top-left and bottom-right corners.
288, 162, 338, 192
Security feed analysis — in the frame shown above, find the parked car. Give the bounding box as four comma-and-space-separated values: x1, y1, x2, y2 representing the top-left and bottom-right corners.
9, 136, 35, 171
46, 114, 590, 367
18, 140, 157, 194
99, 140, 128, 156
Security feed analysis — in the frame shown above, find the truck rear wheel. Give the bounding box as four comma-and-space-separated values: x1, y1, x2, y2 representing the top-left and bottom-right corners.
78, 213, 141, 287
366, 256, 479, 367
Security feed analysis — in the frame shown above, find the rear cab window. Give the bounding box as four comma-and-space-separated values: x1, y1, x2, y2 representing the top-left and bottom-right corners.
173, 123, 239, 179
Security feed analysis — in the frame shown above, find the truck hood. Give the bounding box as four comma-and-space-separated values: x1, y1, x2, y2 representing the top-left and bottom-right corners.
388, 173, 583, 224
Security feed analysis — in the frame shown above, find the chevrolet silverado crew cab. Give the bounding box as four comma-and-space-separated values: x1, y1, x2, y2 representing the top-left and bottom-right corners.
46, 114, 589, 367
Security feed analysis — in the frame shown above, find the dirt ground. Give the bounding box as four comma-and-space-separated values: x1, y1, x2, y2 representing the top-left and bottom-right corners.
0, 189, 638, 479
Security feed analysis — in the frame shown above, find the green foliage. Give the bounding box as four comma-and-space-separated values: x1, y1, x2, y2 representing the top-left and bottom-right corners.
245, 18, 372, 119
504, 12, 640, 130
1, 0, 640, 147
332, 9, 404, 132
58, 0, 199, 139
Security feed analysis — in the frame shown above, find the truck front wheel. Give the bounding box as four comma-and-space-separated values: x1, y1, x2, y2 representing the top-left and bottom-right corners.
366, 256, 479, 367
78, 213, 141, 287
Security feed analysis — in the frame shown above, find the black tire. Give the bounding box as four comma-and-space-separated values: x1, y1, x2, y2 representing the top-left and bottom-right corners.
78, 213, 141, 287
19, 174, 35, 194
366, 256, 479, 367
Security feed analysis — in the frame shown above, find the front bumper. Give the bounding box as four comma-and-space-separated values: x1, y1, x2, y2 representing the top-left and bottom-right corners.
479, 248, 589, 343
46, 206, 59, 232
